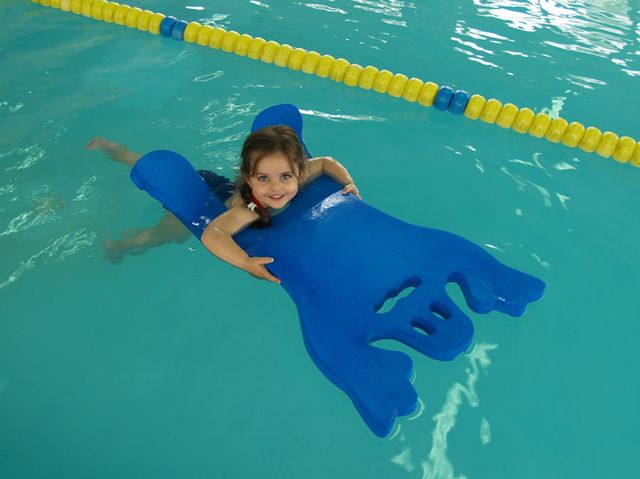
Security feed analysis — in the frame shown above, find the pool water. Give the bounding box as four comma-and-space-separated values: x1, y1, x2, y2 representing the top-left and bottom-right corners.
1, 1, 639, 478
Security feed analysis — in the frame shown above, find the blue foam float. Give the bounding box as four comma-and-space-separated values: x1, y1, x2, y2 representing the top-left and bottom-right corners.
434, 85, 454, 111
449, 89, 470, 115
159, 16, 178, 38
130, 104, 545, 437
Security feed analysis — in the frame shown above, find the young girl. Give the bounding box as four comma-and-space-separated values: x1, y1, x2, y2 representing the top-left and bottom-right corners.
88, 125, 360, 284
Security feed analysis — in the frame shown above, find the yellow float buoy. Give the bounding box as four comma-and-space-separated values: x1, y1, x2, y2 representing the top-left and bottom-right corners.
373, 70, 393, 94
388, 74, 408, 98
594, 132, 618, 158
260, 41, 280, 63
90, 0, 106, 20
208, 28, 226, 49
528, 113, 552, 138
146, 12, 164, 34
358, 66, 379, 90
611, 137, 636, 163
480, 98, 501, 124
60, 0, 72, 12
301, 51, 321, 74
195, 26, 214, 46
578, 126, 602, 153
51, 0, 61, 8
463, 94, 485, 120
329, 58, 350, 82
183, 22, 202, 43
234, 34, 254, 56
135, 10, 153, 31
561, 122, 586, 148
287, 48, 307, 71
343, 64, 363, 87
124, 7, 142, 28
402, 78, 424, 102
418, 82, 439, 107
101, 2, 118, 23
70, 0, 82, 14
495, 103, 518, 128
221, 31, 240, 53
512, 108, 535, 134
630, 143, 640, 167
247, 37, 266, 59
544, 118, 568, 143
315, 55, 336, 78
113, 5, 131, 26
274, 44, 294, 67
81, 0, 94, 17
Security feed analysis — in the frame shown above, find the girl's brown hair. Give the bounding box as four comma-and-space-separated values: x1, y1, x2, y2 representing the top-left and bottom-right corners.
237, 125, 307, 226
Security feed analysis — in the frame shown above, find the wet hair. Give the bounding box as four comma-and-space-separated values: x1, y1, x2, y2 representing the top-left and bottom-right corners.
237, 125, 307, 227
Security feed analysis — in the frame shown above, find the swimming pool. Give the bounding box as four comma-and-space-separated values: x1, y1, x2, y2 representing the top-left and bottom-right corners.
1, 0, 639, 477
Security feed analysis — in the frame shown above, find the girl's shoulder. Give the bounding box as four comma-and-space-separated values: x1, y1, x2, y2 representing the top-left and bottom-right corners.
212, 200, 259, 236
301, 157, 326, 186
225, 191, 244, 209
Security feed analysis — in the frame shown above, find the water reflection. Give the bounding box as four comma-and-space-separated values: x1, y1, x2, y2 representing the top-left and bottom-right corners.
352, 0, 416, 19
388, 343, 498, 478
420, 343, 498, 479
472, 0, 636, 61
304, 3, 349, 14
0, 228, 95, 289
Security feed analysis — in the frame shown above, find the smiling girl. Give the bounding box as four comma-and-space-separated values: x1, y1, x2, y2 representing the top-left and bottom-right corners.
88, 125, 359, 283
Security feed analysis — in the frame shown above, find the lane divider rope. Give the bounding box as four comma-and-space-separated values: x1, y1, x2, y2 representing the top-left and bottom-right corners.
32, 0, 640, 167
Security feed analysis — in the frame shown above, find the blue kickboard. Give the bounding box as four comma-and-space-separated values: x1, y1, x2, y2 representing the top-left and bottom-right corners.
131, 104, 546, 438
130, 150, 226, 238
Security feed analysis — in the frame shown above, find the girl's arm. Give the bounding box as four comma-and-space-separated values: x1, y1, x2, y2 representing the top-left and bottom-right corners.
200, 206, 281, 284
304, 157, 361, 198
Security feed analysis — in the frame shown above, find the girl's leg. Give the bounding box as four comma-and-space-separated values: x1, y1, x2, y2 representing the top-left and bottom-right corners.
88, 137, 191, 261
87, 137, 141, 167
103, 212, 191, 263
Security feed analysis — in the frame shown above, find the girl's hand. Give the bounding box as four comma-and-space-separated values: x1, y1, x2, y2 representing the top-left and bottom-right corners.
342, 183, 361, 200
245, 257, 281, 284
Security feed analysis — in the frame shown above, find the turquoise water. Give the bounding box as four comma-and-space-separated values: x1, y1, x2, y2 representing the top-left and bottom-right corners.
1, 0, 639, 477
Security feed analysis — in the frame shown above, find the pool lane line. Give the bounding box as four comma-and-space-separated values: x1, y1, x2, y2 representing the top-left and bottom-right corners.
32, 0, 640, 168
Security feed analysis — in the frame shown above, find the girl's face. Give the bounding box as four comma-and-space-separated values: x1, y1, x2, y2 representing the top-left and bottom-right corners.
246, 151, 301, 209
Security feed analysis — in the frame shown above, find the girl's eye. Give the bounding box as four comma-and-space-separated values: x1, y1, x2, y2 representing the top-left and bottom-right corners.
281, 174, 292, 180
257, 175, 268, 182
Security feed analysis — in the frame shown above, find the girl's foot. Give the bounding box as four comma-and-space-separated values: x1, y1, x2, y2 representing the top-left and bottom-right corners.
103, 239, 124, 263
87, 137, 140, 166
87, 137, 119, 157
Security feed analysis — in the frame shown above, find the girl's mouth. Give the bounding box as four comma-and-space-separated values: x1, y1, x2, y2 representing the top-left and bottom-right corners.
268, 194, 285, 201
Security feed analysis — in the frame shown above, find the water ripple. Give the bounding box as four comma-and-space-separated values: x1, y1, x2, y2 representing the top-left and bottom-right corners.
420, 343, 498, 479
0, 228, 95, 290
0, 189, 64, 237
353, 0, 414, 19
2, 144, 45, 171
194, 71, 224, 82
474, 0, 635, 60
72, 176, 98, 203
479, 417, 491, 445
198, 96, 256, 172
304, 3, 348, 14
300, 108, 387, 122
